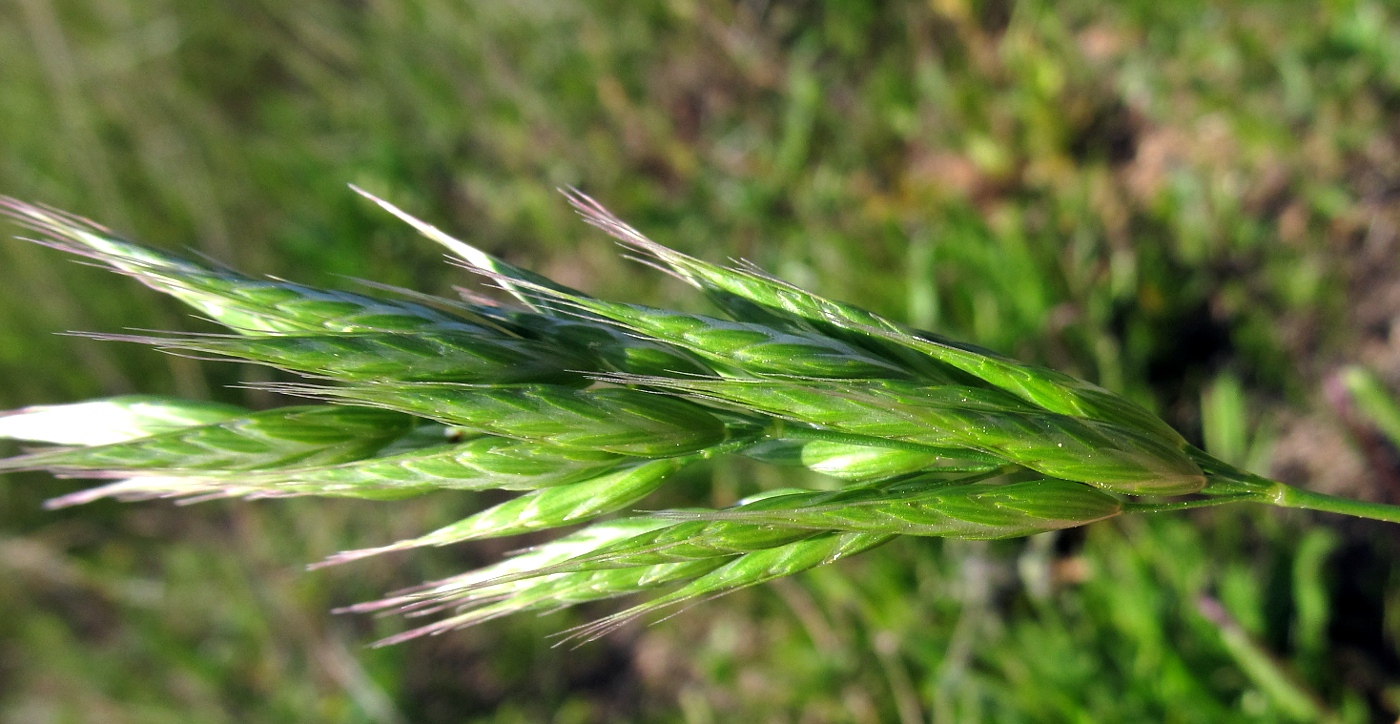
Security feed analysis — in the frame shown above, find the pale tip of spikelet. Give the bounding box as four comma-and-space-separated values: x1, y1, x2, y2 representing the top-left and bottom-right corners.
349, 184, 496, 272
43, 479, 154, 509
307, 540, 415, 570
0, 400, 143, 446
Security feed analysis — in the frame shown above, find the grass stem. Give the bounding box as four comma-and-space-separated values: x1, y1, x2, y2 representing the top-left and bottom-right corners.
1268, 483, 1400, 524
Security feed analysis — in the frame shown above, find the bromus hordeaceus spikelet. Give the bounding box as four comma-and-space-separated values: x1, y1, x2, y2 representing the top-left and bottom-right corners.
3, 190, 1398, 646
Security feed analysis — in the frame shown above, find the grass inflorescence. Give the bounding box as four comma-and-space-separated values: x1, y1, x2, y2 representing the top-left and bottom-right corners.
3, 190, 1398, 646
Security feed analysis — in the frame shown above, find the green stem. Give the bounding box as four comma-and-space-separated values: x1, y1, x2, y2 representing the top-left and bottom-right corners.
1129, 480, 1400, 524
1126, 446, 1400, 523
1184, 446, 1276, 497
1265, 482, 1400, 524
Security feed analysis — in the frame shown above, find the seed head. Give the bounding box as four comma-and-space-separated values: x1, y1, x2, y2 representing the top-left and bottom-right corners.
1, 190, 1271, 644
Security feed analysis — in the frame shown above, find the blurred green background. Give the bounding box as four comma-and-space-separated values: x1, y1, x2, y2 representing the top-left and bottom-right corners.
3, 0, 1400, 721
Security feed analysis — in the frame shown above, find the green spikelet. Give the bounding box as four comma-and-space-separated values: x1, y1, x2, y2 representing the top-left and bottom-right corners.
515, 317, 715, 378
659, 478, 1122, 539
256, 381, 734, 457
0, 405, 414, 476
367, 558, 729, 646
342, 516, 675, 612
606, 375, 1204, 495
561, 530, 894, 644
45, 437, 628, 506
566, 191, 1185, 443
502, 291, 915, 380
96, 330, 596, 385
234, 436, 623, 493
501, 477, 1117, 585
3, 199, 488, 335
509, 493, 829, 573
314, 457, 692, 566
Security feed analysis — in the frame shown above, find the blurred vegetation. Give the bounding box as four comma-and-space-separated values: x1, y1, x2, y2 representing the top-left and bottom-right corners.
3, 0, 1400, 721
